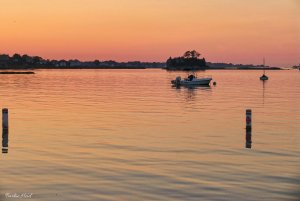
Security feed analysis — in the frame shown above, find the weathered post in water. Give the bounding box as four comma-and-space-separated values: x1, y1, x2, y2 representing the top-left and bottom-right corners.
246, 109, 252, 131
2, 109, 9, 154
2, 128, 8, 154
2, 108, 8, 129
245, 129, 252, 149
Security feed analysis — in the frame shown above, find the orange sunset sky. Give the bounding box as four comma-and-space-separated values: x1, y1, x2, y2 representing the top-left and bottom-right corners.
1, 0, 299, 67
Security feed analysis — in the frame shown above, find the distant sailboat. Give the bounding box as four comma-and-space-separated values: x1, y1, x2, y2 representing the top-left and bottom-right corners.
260, 58, 268, 81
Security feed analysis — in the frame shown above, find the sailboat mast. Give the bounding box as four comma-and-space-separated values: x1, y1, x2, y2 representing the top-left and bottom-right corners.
263, 57, 265, 74
260, 57, 268, 80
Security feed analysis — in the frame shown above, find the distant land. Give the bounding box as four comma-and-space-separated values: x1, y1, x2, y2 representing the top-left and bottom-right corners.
0, 53, 161, 69
291, 64, 300, 69
166, 50, 282, 70
0, 53, 283, 70
206, 62, 281, 70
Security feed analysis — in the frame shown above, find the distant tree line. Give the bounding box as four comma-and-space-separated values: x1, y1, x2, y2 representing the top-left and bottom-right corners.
0, 52, 282, 70
0, 54, 44, 68
0, 53, 165, 69
292, 64, 300, 69
166, 50, 207, 70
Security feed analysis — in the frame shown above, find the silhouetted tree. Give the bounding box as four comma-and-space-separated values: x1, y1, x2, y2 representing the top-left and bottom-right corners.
190, 50, 200, 58
183, 50, 201, 59
183, 51, 192, 58
12, 53, 22, 64
94, 60, 100, 66
33, 56, 42, 64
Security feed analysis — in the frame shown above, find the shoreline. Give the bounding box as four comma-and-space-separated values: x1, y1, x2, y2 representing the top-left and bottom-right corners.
0, 66, 146, 70
0, 67, 287, 70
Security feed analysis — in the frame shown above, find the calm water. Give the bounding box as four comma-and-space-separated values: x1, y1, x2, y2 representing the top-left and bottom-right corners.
0, 69, 299, 201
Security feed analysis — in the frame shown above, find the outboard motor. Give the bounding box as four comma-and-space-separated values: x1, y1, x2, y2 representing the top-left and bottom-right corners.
175, 76, 181, 86
171, 76, 181, 86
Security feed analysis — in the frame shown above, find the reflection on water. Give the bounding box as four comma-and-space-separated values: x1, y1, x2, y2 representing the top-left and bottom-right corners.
0, 69, 299, 201
262, 80, 267, 105
174, 85, 211, 101
245, 129, 252, 149
2, 128, 8, 154
173, 85, 211, 90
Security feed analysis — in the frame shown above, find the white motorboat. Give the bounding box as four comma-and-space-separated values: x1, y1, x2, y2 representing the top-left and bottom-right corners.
171, 74, 212, 86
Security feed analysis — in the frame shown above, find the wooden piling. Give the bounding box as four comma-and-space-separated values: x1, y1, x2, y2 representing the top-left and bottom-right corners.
246, 129, 252, 149
2, 128, 8, 154
246, 109, 252, 131
2, 108, 8, 129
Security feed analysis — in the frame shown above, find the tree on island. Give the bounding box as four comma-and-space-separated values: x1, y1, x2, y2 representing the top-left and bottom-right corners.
183, 50, 201, 59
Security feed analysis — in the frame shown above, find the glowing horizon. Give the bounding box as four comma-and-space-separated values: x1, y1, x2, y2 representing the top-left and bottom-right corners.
1, 0, 299, 67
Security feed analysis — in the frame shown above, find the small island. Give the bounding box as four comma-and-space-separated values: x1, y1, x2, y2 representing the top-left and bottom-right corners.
166, 50, 207, 70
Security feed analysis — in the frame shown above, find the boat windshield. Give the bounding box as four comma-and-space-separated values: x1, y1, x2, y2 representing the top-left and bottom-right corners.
188, 74, 195, 81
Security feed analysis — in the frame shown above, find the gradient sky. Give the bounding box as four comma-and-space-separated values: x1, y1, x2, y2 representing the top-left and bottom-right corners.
1, 0, 299, 67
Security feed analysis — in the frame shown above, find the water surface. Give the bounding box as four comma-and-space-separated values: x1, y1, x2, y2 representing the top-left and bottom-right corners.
0, 69, 299, 201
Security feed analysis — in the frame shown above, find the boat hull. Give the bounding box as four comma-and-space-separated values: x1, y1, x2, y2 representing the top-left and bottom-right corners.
180, 78, 212, 85
260, 75, 268, 80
